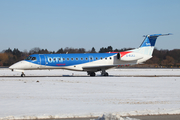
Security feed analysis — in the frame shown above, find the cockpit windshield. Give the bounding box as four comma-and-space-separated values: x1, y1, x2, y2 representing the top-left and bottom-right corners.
25, 56, 32, 60
31, 57, 37, 60
25, 56, 37, 61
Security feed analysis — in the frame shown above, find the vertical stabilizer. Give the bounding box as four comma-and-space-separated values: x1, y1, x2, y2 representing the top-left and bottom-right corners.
131, 33, 171, 56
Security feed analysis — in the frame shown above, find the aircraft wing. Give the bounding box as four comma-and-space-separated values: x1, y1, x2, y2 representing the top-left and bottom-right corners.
82, 65, 118, 72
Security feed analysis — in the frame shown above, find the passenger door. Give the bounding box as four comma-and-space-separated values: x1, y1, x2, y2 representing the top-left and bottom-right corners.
39, 54, 46, 66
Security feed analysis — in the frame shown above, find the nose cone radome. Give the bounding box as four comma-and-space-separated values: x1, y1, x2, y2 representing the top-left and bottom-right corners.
9, 60, 28, 70
9, 65, 14, 69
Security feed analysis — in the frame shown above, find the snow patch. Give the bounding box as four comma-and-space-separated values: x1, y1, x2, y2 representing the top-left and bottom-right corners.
0, 69, 180, 119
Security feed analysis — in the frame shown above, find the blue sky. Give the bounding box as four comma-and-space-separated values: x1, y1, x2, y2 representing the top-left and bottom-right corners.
0, 0, 179, 52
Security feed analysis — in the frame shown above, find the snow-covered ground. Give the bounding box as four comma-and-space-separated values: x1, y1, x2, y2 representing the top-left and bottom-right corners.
0, 68, 180, 119
1, 68, 180, 76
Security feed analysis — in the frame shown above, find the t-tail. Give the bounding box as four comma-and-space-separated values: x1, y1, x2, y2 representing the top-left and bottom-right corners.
127, 33, 172, 63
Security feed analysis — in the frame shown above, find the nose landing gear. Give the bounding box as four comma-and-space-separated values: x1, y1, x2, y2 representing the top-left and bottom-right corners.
21, 72, 25, 77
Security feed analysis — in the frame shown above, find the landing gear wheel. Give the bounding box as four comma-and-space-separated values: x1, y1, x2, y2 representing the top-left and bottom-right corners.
21, 72, 25, 77
87, 72, 96, 76
90, 72, 96, 76
101, 70, 109, 76
104, 72, 109, 76
101, 72, 109, 76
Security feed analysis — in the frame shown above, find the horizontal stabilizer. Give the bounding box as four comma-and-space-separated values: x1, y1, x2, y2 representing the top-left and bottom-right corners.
143, 33, 172, 37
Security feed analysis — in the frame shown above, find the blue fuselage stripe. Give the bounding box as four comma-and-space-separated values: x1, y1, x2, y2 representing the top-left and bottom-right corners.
25, 53, 117, 67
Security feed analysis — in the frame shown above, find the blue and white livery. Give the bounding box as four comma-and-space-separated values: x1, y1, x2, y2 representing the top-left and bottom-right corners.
9, 33, 171, 77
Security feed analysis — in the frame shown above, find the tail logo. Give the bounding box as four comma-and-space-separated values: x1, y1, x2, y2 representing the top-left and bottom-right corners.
146, 42, 151, 46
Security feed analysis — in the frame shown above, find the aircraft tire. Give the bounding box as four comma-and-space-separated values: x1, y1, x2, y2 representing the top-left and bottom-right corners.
105, 72, 109, 76
90, 72, 96, 76
101, 72, 109, 76
21, 73, 25, 77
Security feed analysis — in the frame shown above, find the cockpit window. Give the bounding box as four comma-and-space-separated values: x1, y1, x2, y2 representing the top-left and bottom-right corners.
32, 57, 37, 60
25, 56, 32, 60
25, 56, 36, 61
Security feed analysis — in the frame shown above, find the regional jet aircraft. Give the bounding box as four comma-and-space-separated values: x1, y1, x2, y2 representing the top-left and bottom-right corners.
9, 34, 171, 77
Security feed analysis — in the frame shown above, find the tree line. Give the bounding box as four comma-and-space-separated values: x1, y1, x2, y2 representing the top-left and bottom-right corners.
0, 46, 180, 68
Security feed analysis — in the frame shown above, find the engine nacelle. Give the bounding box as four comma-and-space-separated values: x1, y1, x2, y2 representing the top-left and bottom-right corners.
117, 52, 143, 61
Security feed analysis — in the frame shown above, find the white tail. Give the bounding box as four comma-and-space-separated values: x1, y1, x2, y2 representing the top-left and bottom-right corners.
131, 33, 171, 56
129, 33, 171, 63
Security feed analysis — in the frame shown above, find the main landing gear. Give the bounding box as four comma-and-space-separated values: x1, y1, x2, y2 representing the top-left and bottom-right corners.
87, 71, 96, 76
101, 69, 109, 76
21, 72, 25, 77
87, 70, 109, 77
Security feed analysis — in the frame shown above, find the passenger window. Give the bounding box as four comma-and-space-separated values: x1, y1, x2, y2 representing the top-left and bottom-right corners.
59, 58, 61, 61
96, 57, 98, 60
90, 57, 93, 60
49, 58, 52, 61
81, 58, 83, 60
110, 57, 112, 60
100, 57, 103, 60
67, 58, 69, 61
85, 58, 88, 60
105, 57, 107, 60
71, 58, 74, 61
63, 58, 65, 61
53, 58, 56, 61
76, 58, 78, 60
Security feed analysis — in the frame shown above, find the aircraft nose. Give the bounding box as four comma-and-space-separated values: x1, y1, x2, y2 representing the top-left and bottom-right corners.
9, 64, 17, 70
9, 65, 15, 71
9, 63, 19, 71
9, 65, 14, 69
9, 60, 25, 70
